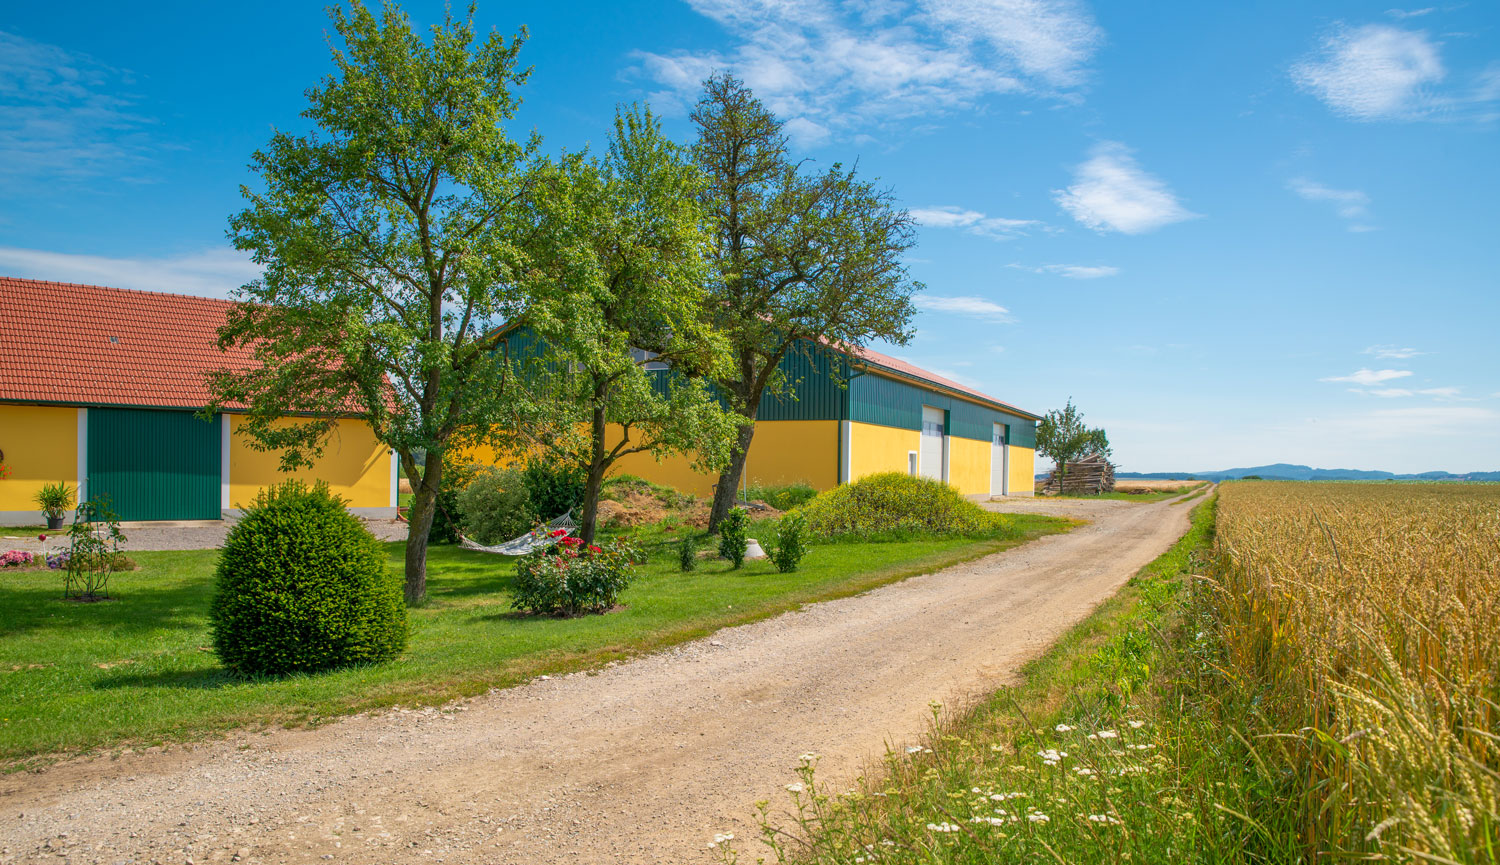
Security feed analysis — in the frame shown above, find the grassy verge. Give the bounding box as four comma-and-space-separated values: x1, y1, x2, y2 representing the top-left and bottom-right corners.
0, 514, 1070, 769
1049, 483, 1207, 503
723, 496, 1218, 864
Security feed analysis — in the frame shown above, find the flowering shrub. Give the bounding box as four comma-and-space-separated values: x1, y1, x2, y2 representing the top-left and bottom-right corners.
46, 550, 70, 570
1, 550, 35, 567
798, 472, 1013, 542
512, 533, 638, 616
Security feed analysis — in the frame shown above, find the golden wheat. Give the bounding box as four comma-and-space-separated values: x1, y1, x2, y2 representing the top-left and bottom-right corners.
1211, 481, 1500, 860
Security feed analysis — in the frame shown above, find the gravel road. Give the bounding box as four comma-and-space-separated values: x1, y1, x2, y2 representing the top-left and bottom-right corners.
0, 493, 1197, 865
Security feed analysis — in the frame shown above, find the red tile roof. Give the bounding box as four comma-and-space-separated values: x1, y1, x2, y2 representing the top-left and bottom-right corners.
848, 343, 1039, 419
0, 277, 257, 409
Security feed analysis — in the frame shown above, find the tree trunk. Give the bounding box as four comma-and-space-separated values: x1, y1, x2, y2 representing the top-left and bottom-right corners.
403, 450, 443, 605
709, 420, 757, 531
579, 404, 609, 545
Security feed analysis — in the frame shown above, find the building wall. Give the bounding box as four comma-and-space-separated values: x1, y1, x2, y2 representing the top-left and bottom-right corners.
1008, 445, 1037, 497
0, 404, 79, 521
947, 435, 991, 496
848, 421, 920, 481
228, 415, 393, 512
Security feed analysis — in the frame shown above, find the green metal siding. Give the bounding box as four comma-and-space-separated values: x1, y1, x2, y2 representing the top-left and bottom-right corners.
850, 373, 1036, 445
757, 347, 846, 420
87, 408, 221, 521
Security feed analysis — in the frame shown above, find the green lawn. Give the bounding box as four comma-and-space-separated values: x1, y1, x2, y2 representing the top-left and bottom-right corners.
0, 514, 1070, 769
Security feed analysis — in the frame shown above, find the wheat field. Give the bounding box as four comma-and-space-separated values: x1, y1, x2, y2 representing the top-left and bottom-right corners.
1208, 481, 1500, 860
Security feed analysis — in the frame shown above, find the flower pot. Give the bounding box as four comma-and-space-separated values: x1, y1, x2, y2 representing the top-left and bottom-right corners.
46, 515, 64, 530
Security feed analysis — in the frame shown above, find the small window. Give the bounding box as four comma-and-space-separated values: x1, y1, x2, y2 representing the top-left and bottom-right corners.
908, 451, 919, 476
628, 346, 669, 371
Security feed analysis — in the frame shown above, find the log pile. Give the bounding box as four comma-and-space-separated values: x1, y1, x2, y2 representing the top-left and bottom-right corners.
1042, 454, 1115, 495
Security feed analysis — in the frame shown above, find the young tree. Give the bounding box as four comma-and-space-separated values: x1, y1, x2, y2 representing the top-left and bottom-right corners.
691, 73, 920, 529
207, 2, 537, 604
507, 107, 735, 543
1036, 398, 1112, 490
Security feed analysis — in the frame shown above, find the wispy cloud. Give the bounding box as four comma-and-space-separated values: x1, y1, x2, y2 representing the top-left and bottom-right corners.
909, 205, 1043, 239
1053, 142, 1198, 234
915, 294, 1015, 323
1289, 178, 1374, 230
1297, 405, 1499, 440
1366, 387, 1414, 397
0, 30, 157, 189
628, 0, 1103, 142
1364, 344, 1425, 359
1385, 8, 1436, 20
0, 246, 259, 299
1322, 368, 1414, 386
1290, 24, 1498, 121
1008, 262, 1120, 278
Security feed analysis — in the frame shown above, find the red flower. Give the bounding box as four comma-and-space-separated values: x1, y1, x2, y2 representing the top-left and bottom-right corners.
37, 534, 47, 542
559, 536, 582, 547
587, 545, 602, 554
549, 528, 568, 537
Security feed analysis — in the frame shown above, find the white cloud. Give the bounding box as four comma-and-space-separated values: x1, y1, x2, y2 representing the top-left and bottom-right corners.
1364, 344, 1425, 359
0, 246, 260, 299
1053, 142, 1198, 234
1321, 368, 1414, 386
0, 30, 157, 188
915, 294, 1015, 322
1365, 388, 1414, 397
1289, 178, 1373, 230
1418, 386, 1462, 397
1385, 8, 1435, 19
1010, 262, 1120, 279
628, 0, 1102, 141
909, 205, 1043, 239
1291, 25, 1444, 120
1295, 405, 1499, 440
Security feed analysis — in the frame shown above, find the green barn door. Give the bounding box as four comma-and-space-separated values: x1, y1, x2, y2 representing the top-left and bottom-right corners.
87, 409, 221, 521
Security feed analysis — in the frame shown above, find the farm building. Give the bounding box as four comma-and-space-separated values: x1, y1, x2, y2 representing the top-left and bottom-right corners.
469, 325, 1039, 499
0, 278, 398, 525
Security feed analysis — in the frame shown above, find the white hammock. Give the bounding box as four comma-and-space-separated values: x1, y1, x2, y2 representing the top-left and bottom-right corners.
459, 511, 577, 556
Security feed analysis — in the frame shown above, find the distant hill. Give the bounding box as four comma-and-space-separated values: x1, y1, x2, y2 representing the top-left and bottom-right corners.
1106, 464, 1500, 482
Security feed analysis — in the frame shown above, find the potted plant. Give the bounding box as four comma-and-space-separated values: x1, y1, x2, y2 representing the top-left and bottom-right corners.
34, 482, 75, 530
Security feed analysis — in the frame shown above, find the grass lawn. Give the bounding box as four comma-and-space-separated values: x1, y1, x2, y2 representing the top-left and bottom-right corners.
0, 514, 1071, 769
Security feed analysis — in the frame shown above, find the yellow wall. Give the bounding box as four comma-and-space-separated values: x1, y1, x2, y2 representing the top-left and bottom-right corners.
1008, 445, 1036, 497
454, 420, 839, 499
849, 421, 921, 481
947, 436, 991, 496
229, 415, 391, 509
0, 404, 79, 513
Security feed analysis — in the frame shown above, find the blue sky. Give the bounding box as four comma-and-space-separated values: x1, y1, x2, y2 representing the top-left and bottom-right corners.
2, 0, 1497, 473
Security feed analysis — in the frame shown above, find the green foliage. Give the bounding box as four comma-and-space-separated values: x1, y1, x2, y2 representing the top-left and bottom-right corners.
207, 1, 540, 602
455, 466, 533, 545
33, 482, 75, 518
522, 456, 587, 520
511, 537, 639, 616
678, 535, 698, 572
210, 481, 407, 676
690, 73, 921, 528
718, 506, 750, 569
770, 512, 808, 573
1037, 398, 1111, 483
427, 460, 480, 546
62, 498, 126, 601
743, 481, 818, 511
798, 472, 1013, 542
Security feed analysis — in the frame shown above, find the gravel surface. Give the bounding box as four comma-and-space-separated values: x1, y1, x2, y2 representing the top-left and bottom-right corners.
0, 493, 1196, 865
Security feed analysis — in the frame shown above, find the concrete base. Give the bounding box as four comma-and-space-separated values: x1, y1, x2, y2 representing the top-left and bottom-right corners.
219, 506, 398, 521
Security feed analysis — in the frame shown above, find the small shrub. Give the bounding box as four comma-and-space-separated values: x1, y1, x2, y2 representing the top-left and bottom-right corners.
62, 498, 126, 601
456, 466, 534, 544
678, 535, 698, 572
743, 481, 818, 511
211, 480, 407, 676
512, 536, 638, 616
523, 456, 588, 520
770, 511, 808, 573
798, 472, 1013, 542
718, 506, 750, 569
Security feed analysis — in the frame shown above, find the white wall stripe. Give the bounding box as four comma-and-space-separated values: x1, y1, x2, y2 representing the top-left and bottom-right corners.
220, 414, 232, 510
75, 407, 88, 507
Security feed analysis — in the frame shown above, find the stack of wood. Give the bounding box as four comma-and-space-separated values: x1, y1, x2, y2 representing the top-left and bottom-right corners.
1042, 454, 1115, 495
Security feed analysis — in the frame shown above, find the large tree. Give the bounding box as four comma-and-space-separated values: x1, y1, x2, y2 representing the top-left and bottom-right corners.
208, 2, 537, 604
505, 107, 735, 543
691, 74, 920, 529
1036, 398, 1112, 490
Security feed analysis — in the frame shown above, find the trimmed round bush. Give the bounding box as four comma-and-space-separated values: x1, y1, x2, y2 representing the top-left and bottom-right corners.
798, 472, 1012, 542
211, 480, 407, 676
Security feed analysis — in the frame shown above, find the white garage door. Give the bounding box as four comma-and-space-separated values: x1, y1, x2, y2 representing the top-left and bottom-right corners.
920, 406, 945, 481
991, 422, 1008, 495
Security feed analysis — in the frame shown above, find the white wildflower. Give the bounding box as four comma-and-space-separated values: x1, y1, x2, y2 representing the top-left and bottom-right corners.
1097, 729, 1119, 739
906, 746, 923, 754
926, 821, 960, 833
1087, 814, 1121, 825
1074, 767, 1094, 776
786, 782, 804, 793
1027, 812, 1050, 824
1128, 720, 1145, 729
1054, 723, 1074, 733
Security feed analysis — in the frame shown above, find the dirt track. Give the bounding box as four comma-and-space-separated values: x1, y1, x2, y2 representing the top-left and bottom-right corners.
0, 493, 1198, 865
